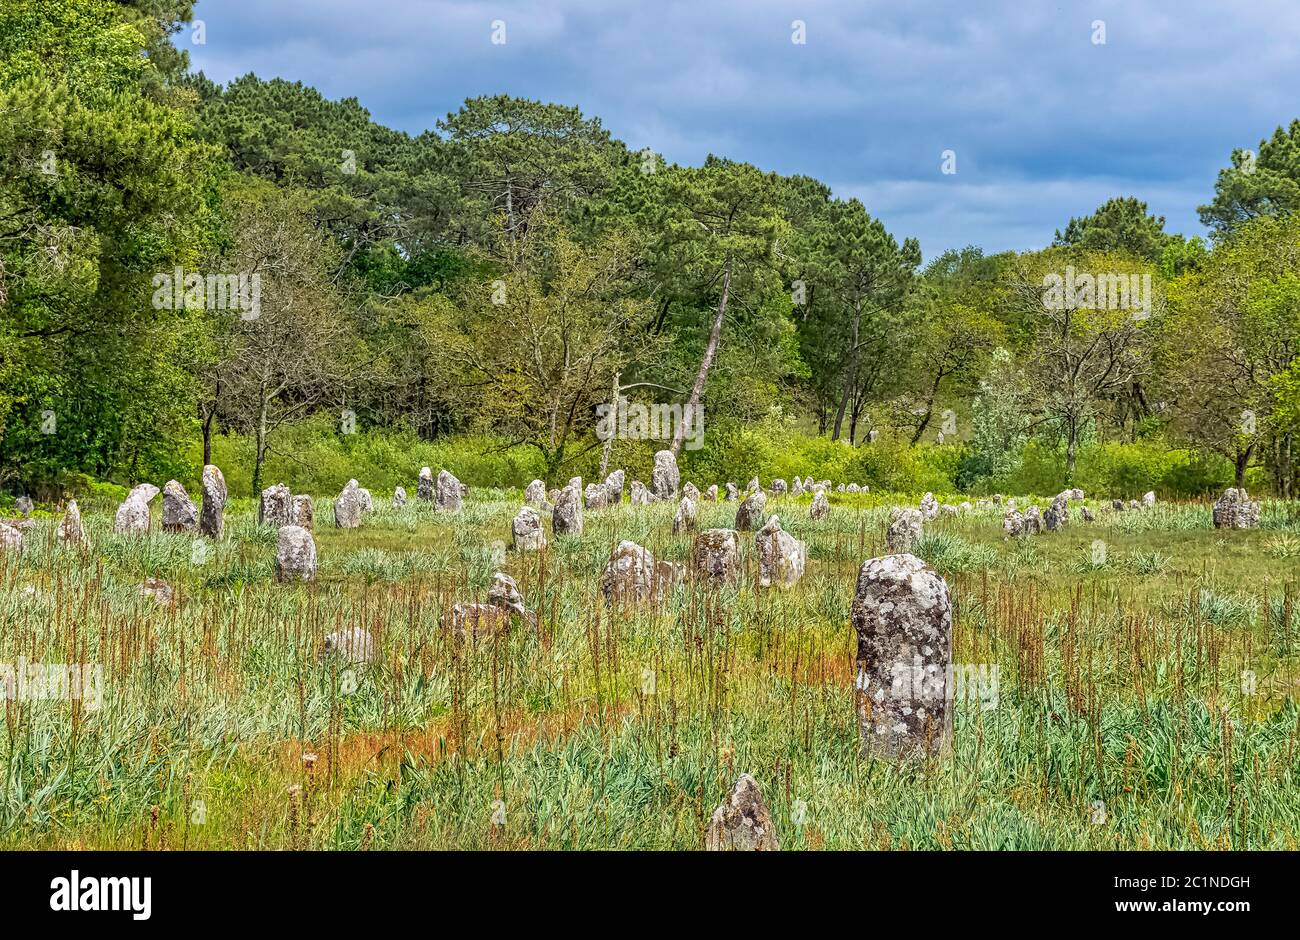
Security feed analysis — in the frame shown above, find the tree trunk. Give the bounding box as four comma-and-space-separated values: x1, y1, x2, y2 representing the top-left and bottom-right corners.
1065, 416, 1079, 482
599, 371, 620, 478
831, 299, 862, 442
201, 409, 214, 467
910, 374, 944, 446
1235, 447, 1251, 487
252, 389, 268, 498
201, 379, 221, 466
672, 260, 731, 456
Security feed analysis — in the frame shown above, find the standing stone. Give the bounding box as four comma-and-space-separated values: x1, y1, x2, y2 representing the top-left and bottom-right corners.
682, 481, 701, 504
162, 480, 199, 533
258, 482, 293, 527
1142, 490, 1156, 509
512, 506, 546, 551
14, 496, 32, 517
792, 478, 805, 497
392, 486, 407, 509
417, 467, 435, 502
705, 774, 780, 852
852, 553, 953, 759
128, 483, 160, 504
600, 540, 685, 605
552, 481, 583, 537
847, 483, 861, 494
113, 497, 149, 535
725, 483, 739, 501
1044, 494, 1069, 531
1003, 509, 1025, 537
321, 627, 376, 665
1127, 499, 1140, 511
673, 495, 697, 534
334, 480, 364, 529
810, 490, 830, 521
291, 495, 314, 531
0, 522, 22, 551
604, 469, 625, 504
584, 482, 612, 511
651, 450, 680, 500
629, 480, 657, 505
357, 487, 373, 514
886, 508, 923, 553
735, 489, 767, 531
275, 525, 317, 583
1111, 498, 1126, 512
747, 477, 761, 494
487, 571, 530, 619
524, 480, 547, 506
692, 529, 740, 585
705, 484, 719, 502
1081, 506, 1096, 522
139, 576, 174, 606
770, 478, 788, 496
836, 484, 846, 493
199, 465, 227, 539
756, 515, 806, 588
435, 470, 463, 513
1023, 505, 1044, 535
57, 500, 86, 545
1213, 487, 1261, 529
919, 492, 939, 521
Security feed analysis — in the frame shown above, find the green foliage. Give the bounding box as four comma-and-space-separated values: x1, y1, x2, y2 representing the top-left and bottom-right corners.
0, 0, 219, 489
1199, 120, 1300, 236
990, 439, 1234, 498
1053, 196, 1171, 262
201, 415, 549, 495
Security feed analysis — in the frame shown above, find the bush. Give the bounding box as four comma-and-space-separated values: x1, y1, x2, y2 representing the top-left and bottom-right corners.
988, 439, 1235, 498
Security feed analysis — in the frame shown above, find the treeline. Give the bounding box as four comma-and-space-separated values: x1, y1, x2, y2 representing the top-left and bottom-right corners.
3, 0, 1300, 498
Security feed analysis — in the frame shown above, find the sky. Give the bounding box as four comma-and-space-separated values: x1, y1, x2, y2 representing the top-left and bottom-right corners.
185, 0, 1300, 259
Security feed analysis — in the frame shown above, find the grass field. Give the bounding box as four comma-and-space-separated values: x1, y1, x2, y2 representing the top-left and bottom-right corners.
2, 486, 1299, 850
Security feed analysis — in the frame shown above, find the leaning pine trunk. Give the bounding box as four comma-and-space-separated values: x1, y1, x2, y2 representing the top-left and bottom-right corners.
672, 260, 731, 457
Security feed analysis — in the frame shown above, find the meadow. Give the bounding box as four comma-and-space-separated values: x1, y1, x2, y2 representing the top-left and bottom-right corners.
1, 486, 1299, 850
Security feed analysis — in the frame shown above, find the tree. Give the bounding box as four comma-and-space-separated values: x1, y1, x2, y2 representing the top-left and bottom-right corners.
1199, 121, 1300, 236
436, 213, 659, 479
897, 248, 1003, 444
640, 158, 788, 456
1008, 250, 1155, 479
196, 74, 458, 283
0, 0, 218, 488
205, 181, 365, 497
812, 199, 920, 441
439, 95, 630, 259
1053, 197, 1170, 262
1158, 213, 1300, 490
